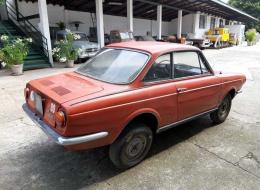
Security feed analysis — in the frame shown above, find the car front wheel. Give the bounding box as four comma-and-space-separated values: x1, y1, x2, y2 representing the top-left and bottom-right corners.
210, 94, 232, 124
109, 123, 153, 169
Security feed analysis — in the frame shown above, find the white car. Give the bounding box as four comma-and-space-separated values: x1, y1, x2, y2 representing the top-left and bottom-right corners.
56, 31, 100, 61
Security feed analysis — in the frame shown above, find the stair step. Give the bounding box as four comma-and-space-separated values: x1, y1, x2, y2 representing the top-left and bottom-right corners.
24, 59, 49, 64
25, 55, 46, 60
23, 62, 51, 71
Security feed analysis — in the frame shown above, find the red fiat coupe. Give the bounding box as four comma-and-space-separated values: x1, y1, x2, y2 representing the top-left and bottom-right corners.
23, 41, 246, 169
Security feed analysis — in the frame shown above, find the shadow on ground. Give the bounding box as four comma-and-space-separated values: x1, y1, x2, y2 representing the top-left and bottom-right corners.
9, 116, 216, 189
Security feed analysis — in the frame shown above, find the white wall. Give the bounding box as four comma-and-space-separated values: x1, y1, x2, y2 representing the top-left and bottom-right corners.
14, 1, 170, 36
4, 1, 233, 39
168, 14, 194, 35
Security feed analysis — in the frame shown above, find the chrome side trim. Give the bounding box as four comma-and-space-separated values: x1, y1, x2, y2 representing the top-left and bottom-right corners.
178, 83, 221, 94
22, 104, 108, 146
72, 92, 178, 116
157, 108, 218, 133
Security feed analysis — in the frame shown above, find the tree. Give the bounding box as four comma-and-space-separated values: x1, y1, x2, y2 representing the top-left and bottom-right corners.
229, 0, 260, 32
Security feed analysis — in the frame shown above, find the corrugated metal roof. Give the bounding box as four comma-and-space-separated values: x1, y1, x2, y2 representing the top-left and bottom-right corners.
20, 0, 258, 22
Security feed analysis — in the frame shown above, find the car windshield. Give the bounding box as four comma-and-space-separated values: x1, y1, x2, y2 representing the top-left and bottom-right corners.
75, 33, 88, 41
57, 34, 65, 41
76, 48, 149, 84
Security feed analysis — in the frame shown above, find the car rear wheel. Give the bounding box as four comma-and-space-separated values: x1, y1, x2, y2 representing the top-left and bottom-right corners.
210, 94, 232, 124
109, 123, 153, 169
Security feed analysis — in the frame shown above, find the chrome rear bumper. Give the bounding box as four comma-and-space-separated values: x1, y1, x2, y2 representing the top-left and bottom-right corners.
22, 104, 108, 146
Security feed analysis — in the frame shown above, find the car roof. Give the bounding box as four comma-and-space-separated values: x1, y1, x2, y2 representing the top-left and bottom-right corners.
107, 41, 199, 54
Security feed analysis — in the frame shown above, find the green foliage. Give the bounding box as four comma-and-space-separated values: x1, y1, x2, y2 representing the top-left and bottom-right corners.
0, 0, 5, 5
0, 35, 32, 66
229, 0, 260, 32
56, 21, 66, 30
245, 29, 257, 42
52, 30, 81, 62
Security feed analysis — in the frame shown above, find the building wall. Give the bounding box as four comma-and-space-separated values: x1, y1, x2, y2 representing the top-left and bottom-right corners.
169, 14, 194, 35
13, 1, 170, 36
4, 0, 233, 39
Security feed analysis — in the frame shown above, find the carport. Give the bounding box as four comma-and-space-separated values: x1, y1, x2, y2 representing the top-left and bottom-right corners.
19, 0, 258, 60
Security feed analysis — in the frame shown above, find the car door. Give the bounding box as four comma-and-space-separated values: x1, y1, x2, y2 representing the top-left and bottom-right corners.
143, 53, 178, 127
173, 51, 221, 121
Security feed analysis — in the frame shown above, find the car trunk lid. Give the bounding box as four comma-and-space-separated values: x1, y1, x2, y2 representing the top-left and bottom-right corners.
29, 72, 104, 105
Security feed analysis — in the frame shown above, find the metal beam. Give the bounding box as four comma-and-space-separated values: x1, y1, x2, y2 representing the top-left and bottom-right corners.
135, 0, 193, 13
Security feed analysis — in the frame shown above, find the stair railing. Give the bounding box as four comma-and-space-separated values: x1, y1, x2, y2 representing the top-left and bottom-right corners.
5, 0, 50, 62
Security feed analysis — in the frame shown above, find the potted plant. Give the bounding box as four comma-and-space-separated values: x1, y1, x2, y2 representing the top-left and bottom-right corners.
56, 21, 66, 30
52, 30, 81, 68
245, 29, 257, 46
0, 35, 32, 75
0, 0, 5, 5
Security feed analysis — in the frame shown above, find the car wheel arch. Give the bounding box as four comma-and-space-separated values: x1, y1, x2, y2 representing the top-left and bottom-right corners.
112, 109, 161, 143
228, 88, 236, 99
223, 87, 237, 100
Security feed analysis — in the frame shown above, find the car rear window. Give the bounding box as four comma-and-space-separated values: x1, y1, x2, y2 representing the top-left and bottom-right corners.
76, 48, 149, 84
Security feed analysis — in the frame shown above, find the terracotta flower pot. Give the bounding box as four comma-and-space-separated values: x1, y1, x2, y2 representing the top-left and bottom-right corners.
11, 64, 23, 76
66, 60, 74, 68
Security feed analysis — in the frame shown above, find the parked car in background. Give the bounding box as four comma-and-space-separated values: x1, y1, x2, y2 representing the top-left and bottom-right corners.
23, 41, 246, 169
56, 30, 99, 62
135, 35, 156, 41
110, 30, 134, 44
187, 33, 212, 49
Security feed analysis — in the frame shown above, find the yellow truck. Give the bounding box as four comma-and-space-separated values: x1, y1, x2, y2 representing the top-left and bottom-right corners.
206, 28, 230, 48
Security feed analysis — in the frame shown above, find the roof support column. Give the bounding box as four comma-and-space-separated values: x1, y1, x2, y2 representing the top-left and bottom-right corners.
63, 9, 69, 28
96, 0, 105, 48
157, 4, 162, 40
177, 10, 182, 39
127, 0, 133, 32
192, 11, 200, 36
38, 0, 53, 65
215, 17, 220, 28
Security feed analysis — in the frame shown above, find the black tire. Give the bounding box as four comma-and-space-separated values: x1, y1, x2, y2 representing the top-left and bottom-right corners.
109, 123, 153, 169
210, 94, 232, 124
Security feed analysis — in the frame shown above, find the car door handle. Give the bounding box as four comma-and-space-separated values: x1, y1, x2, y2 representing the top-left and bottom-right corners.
177, 88, 188, 92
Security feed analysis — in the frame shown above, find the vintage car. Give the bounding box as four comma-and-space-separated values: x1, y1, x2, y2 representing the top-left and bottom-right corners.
187, 33, 212, 49
135, 35, 156, 41
56, 30, 99, 61
23, 41, 246, 169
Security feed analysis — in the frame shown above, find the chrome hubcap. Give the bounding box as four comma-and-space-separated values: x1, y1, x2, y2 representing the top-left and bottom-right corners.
126, 136, 147, 158
219, 98, 230, 118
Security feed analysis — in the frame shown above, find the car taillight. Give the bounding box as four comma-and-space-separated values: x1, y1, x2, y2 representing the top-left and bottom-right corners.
55, 110, 66, 128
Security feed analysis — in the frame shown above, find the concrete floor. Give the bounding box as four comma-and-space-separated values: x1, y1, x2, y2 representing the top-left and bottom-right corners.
0, 43, 260, 190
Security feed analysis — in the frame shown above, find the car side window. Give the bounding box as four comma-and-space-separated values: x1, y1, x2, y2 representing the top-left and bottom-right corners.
199, 54, 210, 74
173, 51, 207, 78
144, 54, 171, 82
